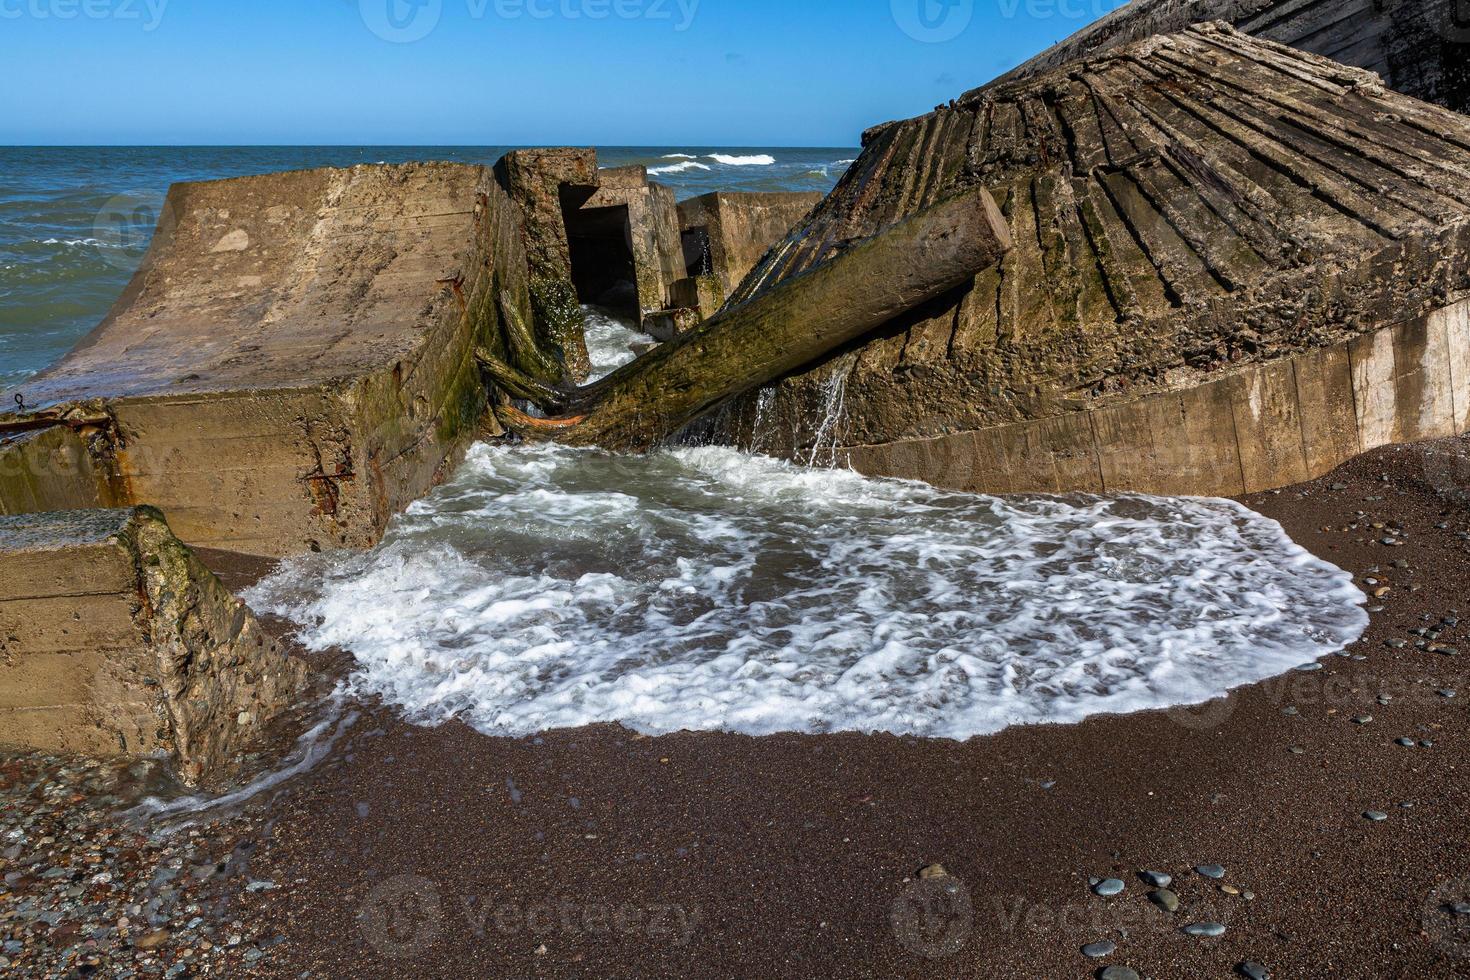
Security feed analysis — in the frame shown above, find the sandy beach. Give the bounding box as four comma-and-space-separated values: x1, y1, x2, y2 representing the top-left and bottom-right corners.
4, 435, 1457, 978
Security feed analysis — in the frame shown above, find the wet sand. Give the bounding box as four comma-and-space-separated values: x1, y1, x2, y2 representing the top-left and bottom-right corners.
6, 437, 1470, 978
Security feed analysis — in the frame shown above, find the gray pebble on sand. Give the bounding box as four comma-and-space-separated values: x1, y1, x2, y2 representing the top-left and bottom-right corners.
1099, 968, 1141, 980
1182, 922, 1227, 937
1082, 941, 1117, 958
1396, 738, 1416, 747
1093, 878, 1125, 897
1364, 810, 1390, 822
1139, 871, 1171, 888
1238, 962, 1271, 980
1197, 865, 1226, 879
1438, 690, 1457, 698
1148, 889, 1180, 913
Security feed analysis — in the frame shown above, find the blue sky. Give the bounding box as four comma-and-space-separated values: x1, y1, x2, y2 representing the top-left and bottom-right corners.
0, 0, 1123, 145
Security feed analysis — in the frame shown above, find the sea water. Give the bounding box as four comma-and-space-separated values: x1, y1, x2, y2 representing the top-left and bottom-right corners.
247, 443, 1367, 742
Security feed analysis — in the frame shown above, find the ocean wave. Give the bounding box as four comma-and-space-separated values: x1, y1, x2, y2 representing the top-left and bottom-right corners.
833, 158, 857, 166
39, 237, 132, 249
661, 153, 698, 159
707, 153, 776, 166
649, 161, 713, 175
250, 444, 1368, 743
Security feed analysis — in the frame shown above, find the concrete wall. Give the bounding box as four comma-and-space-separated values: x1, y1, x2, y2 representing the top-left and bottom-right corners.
0, 163, 532, 558
677, 191, 824, 301
583, 166, 686, 314
842, 298, 1470, 496
0, 507, 306, 783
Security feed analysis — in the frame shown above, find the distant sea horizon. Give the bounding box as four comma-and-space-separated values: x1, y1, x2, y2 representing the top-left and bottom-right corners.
0, 145, 857, 389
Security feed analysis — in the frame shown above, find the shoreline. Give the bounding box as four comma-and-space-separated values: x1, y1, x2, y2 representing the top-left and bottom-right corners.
3, 435, 1469, 977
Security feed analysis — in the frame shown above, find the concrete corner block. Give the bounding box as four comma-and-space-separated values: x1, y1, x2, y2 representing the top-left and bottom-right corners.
0, 507, 309, 785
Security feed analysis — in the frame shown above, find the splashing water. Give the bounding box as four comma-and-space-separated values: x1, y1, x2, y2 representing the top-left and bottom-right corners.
249, 444, 1367, 742
581, 305, 649, 381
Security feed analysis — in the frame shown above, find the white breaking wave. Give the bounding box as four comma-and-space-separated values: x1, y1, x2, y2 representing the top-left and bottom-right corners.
833, 158, 857, 167
661, 153, 698, 159
708, 154, 776, 166
649, 161, 713, 175
249, 445, 1368, 743
39, 237, 130, 249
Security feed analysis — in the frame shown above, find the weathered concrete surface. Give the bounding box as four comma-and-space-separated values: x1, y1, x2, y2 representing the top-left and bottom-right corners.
992, 0, 1470, 114
0, 507, 307, 785
0, 163, 532, 557
494, 148, 599, 381
711, 23, 1470, 495
677, 191, 824, 306
582, 165, 687, 315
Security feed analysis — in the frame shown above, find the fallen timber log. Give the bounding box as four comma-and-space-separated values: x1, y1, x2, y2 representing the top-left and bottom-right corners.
707, 23, 1470, 496
484, 186, 1012, 452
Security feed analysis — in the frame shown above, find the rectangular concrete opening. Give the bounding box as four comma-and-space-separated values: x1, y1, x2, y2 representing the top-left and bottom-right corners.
561, 186, 639, 315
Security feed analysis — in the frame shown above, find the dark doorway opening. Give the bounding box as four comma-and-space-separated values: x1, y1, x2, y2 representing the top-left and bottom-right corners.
561, 187, 639, 316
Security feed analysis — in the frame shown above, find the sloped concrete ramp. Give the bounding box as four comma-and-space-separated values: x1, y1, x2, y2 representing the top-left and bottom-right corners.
0, 163, 531, 557
713, 23, 1470, 495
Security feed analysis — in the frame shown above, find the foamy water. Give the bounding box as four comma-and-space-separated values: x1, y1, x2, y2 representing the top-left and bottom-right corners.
248, 445, 1368, 742
581, 305, 648, 379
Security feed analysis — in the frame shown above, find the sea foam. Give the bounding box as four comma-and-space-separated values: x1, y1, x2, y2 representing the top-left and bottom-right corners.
649, 160, 713, 175
249, 445, 1368, 742
708, 154, 776, 166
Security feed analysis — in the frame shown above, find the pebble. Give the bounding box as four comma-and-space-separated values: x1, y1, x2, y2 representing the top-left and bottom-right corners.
1396, 738, 1417, 747
1182, 922, 1227, 937
1282, 707, 1299, 717
1139, 871, 1171, 888
1352, 715, 1374, 725
1099, 968, 1141, 980
1196, 864, 1226, 880
1148, 889, 1180, 913
1438, 690, 1457, 698
1364, 810, 1390, 822
1220, 884, 1241, 896
1288, 746, 1305, 755
1093, 878, 1125, 897
1238, 962, 1272, 980
1082, 941, 1117, 958
919, 864, 950, 879
135, 929, 171, 950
